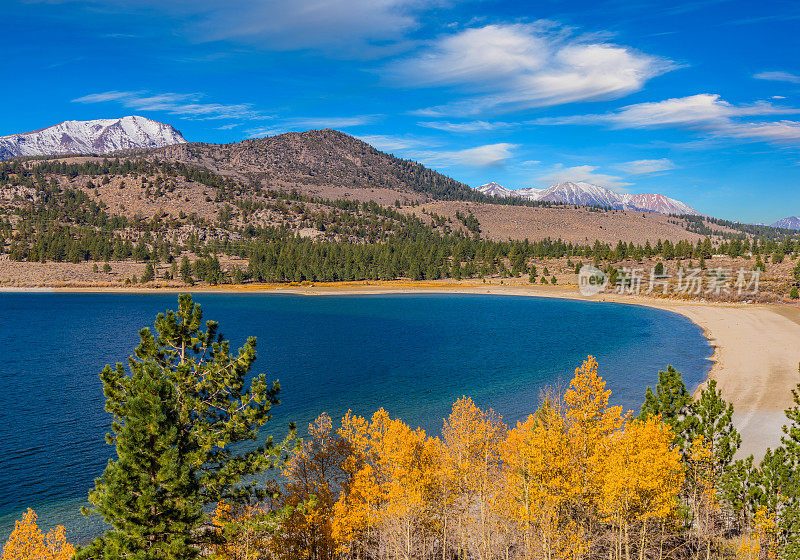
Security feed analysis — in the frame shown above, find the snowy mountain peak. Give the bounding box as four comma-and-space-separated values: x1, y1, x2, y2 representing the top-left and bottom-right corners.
771, 216, 800, 230
477, 182, 515, 198
475, 180, 701, 215
0, 116, 187, 160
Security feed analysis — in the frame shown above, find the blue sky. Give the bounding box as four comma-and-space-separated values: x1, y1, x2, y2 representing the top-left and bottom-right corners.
3, 0, 799, 223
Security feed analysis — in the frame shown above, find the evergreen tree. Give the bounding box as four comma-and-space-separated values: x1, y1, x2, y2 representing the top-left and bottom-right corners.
80, 295, 291, 559
140, 263, 155, 283
688, 379, 742, 479
639, 365, 695, 452
179, 256, 193, 285
79, 364, 202, 560
777, 365, 800, 557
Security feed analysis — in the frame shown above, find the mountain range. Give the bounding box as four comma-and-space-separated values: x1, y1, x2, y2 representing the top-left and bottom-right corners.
771, 216, 800, 230
475, 181, 701, 215
0, 116, 186, 160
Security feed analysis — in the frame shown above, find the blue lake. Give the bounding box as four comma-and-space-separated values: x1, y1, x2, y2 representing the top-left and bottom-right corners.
0, 292, 713, 542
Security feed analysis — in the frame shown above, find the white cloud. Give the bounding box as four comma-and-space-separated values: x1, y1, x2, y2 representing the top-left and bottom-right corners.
754, 71, 800, 84
390, 22, 675, 116
617, 158, 677, 174
535, 94, 795, 128
356, 134, 434, 152
245, 115, 378, 138
416, 143, 519, 167
532, 93, 800, 145
287, 116, 378, 128
48, 0, 448, 56
719, 120, 800, 142
73, 90, 267, 120
417, 120, 514, 132
538, 164, 631, 189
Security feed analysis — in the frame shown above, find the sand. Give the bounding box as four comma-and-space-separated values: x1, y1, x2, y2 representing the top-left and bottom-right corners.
11, 281, 800, 458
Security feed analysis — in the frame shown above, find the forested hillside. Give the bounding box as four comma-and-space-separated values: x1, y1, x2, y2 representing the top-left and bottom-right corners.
1, 132, 800, 300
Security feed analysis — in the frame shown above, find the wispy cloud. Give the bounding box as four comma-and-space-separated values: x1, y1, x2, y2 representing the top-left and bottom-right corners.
245, 115, 378, 138
416, 143, 519, 168
617, 158, 676, 174
531, 93, 800, 145
389, 22, 676, 116
72, 90, 268, 120
50, 0, 451, 57
754, 71, 800, 84
356, 134, 435, 153
417, 120, 515, 132
538, 164, 631, 190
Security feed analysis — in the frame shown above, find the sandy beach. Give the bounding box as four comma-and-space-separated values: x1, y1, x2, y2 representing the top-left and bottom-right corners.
12, 281, 800, 458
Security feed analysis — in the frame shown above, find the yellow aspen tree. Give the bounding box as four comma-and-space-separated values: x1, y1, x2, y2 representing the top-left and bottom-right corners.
499, 398, 581, 560
333, 408, 439, 559
564, 356, 626, 532
686, 436, 721, 560
210, 501, 271, 560
441, 397, 507, 560
1, 508, 75, 560
274, 413, 352, 560
332, 411, 378, 558
593, 417, 683, 560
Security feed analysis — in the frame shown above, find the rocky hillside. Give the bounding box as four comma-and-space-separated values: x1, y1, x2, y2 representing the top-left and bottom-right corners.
146, 129, 501, 204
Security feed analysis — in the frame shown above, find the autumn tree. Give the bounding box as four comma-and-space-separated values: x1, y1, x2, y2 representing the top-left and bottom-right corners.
499, 394, 583, 560
593, 417, 683, 560
333, 409, 440, 560
564, 355, 626, 533
273, 413, 352, 560
2, 509, 75, 560
441, 397, 507, 560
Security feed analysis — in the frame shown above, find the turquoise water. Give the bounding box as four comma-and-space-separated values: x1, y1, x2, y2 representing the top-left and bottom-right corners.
0, 293, 713, 542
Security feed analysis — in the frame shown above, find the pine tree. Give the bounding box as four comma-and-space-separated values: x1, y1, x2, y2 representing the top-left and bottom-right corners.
777, 364, 800, 557
79, 364, 202, 560
639, 365, 695, 452
80, 295, 290, 559
688, 379, 741, 477
140, 263, 155, 283
179, 256, 193, 285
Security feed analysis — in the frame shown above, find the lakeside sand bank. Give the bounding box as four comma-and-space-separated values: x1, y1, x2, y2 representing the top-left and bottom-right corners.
12, 281, 800, 457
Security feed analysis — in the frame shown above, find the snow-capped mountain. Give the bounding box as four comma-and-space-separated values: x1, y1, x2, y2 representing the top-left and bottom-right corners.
771, 216, 800, 230
0, 116, 186, 160
476, 181, 701, 215
625, 193, 699, 215
476, 182, 515, 198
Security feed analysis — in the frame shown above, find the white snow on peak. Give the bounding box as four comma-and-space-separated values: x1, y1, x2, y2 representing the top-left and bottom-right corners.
0, 116, 187, 160
475, 180, 701, 215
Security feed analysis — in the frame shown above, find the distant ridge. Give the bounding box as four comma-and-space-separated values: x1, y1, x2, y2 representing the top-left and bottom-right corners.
771, 216, 800, 230
475, 180, 701, 215
0, 116, 186, 160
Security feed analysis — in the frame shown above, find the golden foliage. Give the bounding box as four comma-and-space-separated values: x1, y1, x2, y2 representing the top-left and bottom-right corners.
1, 509, 75, 560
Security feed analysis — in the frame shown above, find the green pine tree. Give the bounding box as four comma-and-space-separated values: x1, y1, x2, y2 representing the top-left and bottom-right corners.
80, 295, 291, 559
776, 365, 800, 557
688, 379, 742, 478
79, 363, 202, 560
639, 365, 695, 452
140, 263, 155, 283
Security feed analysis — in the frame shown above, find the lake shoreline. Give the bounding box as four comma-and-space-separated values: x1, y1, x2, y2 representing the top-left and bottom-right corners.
5, 281, 799, 456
